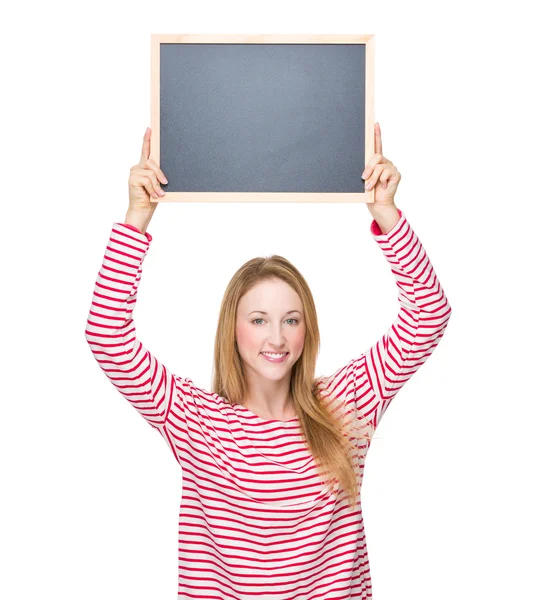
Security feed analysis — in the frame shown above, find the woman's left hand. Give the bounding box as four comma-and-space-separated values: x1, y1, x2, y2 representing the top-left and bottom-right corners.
362, 123, 401, 209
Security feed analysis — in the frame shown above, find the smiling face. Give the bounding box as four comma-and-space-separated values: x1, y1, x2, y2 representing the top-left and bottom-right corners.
235, 278, 306, 382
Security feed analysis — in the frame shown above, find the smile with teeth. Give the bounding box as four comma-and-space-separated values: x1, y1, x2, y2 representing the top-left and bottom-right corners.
260, 352, 289, 362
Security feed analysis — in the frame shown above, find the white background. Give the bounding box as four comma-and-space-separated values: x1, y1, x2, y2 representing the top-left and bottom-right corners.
2, 1, 542, 598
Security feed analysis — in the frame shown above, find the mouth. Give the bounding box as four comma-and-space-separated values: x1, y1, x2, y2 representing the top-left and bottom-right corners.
260, 352, 289, 363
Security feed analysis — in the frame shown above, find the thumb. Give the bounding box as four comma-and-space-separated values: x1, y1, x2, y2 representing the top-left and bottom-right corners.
140, 127, 151, 164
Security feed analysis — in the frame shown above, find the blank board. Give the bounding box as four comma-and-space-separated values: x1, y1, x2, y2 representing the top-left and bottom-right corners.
150, 34, 375, 203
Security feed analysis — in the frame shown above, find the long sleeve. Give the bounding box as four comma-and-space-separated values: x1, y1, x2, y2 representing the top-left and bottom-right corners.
320, 209, 452, 434
84, 222, 178, 431
122, 222, 146, 235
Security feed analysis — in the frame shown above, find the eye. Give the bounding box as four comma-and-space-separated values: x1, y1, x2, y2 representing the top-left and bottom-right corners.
251, 318, 299, 326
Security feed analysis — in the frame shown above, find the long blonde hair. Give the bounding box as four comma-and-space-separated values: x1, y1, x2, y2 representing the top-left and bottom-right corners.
211, 254, 375, 511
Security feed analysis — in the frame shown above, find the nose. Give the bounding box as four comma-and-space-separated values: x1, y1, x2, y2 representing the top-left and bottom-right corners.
268, 326, 287, 348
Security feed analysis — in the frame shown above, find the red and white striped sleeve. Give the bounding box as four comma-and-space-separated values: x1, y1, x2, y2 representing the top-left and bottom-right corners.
322, 209, 452, 432
84, 222, 181, 432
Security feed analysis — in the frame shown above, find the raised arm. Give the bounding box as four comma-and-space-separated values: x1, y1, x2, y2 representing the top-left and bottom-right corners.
321, 209, 452, 433
320, 124, 452, 434
84, 222, 178, 430
84, 127, 182, 431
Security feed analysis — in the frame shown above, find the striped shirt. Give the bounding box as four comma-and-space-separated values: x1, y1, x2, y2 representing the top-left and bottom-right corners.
85, 209, 452, 599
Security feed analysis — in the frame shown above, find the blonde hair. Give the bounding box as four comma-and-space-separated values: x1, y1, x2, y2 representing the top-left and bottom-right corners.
211, 254, 375, 510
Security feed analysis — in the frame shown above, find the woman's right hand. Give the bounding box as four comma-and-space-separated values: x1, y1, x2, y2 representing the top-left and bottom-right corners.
127, 127, 169, 213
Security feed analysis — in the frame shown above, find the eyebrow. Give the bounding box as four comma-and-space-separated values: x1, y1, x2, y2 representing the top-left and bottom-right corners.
249, 310, 302, 316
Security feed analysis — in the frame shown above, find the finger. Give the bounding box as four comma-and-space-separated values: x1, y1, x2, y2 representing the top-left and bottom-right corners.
146, 157, 168, 185
140, 127, 151, 164
375, 122, 383, 155
379, 166, 394, 189
384, 169, 402, 190
143, 178, 160, 199
132, 173, 159, 199
135, 167, 164, 197
143, 168, 165, 197
365, 164, 385, 190
361, 152, 388, 180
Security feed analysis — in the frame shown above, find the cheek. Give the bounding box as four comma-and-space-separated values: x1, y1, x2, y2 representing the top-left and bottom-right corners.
290, 327, 306, 351
236, 322, 259, 349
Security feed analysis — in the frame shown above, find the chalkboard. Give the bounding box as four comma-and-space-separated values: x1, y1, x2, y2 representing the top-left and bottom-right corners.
150, 34, 375, 203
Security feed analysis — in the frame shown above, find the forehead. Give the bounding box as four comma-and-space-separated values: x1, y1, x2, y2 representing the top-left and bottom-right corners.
238, 279, 301, 308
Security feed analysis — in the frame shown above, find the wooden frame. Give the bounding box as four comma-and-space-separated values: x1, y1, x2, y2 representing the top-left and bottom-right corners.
150, 33, 375, 203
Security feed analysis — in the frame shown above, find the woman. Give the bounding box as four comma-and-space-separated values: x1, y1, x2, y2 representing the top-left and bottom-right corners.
85, 124, 452, 599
